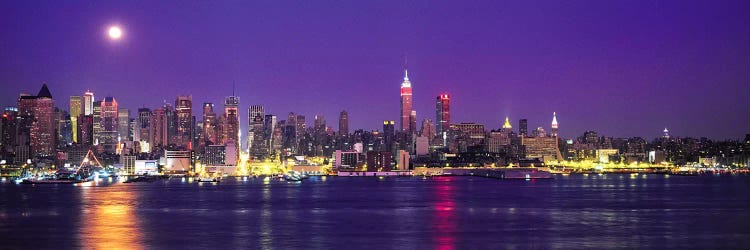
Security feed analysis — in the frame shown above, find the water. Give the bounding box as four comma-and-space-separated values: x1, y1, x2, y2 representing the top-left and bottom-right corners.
1, 174, 749, 249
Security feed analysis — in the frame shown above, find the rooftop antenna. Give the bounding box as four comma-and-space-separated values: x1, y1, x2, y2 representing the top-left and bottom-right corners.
232, 80, 236, 96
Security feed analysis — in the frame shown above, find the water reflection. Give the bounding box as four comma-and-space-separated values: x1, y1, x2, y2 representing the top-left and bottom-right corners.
259, 184, 273, 249
432, 177, 456, 250
79, 185, 143, 250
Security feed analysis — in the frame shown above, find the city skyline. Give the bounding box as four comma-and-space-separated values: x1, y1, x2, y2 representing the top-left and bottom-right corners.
2, 1, 750, 140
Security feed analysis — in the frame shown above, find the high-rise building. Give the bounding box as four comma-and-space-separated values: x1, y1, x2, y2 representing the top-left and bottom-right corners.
551, 112, 559, 138
1, 108, 18, 162
118, 108, 130, 141
435, 94, 450, 138
100, 97, 119, 153
519, 119, 528, 137
223, 95, 239, 153
55, 108, 72, 146
164, 103, 177, 145
383, 120, 395, 152
419, 119, 435, 143
338, 110, 349, 136
17, 84, 55, 157
149, 108, 167, 147
296, 114, 306, 139
201, 103, 217, 145
248, 105, 265, 156
136, 108, 151, 143
314, 114, 326, 131
409, 110, 417, 135
69, 96, 82, 143
175, 95, 193, 149
662, 127, 670, 139
400, 70, 413, 132
77, 115, 93, 145
264, 114, 277, 154
83, 91, 94, 116
92, 100, 102, 144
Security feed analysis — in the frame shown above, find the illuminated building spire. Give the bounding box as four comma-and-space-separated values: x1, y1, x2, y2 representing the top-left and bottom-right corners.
663, 127, 670, 139
551, 112, 558, 129
502, 116, 512, 129
401, 69, 411, 88
550, 112, 559, 137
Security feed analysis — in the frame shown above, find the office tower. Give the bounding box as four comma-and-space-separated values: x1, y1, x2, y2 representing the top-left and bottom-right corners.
175, 95, 193, 149
149, 108, 167, 147
100, 97, 119, 153
92, 100, 101, 144
435, 94, 450, 137
17, 84, 55, 157
338, 110, 348, 136
400, 70, 413, 132
519, 119, 528, 137
56, 108, 72, 146
164, 103, 177, 145
69, 96, 82, 143
202, 103, 217, 145
77, 115, 93, 145
409, 110, 417, 135
264, 114, 277, 153
662, 128, 670, 139
223, 95, 239, 153
296, 114, 306, 138
1, 108, 18, 162
314, 114, 326, 131
420, 119, 435, 142
248, 105, 265, 155
118, 109, 130, 141
136, 108, 151, 143
83, 91, 94, 115
550, 112, 559, 138
383, 120, 395, 152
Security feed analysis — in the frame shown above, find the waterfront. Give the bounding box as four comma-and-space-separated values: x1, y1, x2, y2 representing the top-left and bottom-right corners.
1, 174, 749, 249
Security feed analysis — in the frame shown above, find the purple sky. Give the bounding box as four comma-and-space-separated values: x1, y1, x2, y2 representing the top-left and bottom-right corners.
2, 0, 749, 141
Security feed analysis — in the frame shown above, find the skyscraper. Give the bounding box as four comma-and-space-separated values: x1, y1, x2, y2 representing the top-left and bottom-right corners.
383, 120, 395, 152
409, 110, 417, 135
314, 114, 326, 131
100, 97, 119, 153
202, 103, 217, 145
338, 110, 348, 136
420, 118, 435, 142
69, 96, 82, 143
17, 84, 55, 157
92, 100, 101, 144
223, 95, 239, 148
118, 108, 130, 141
264, 114, 277, 154
400, 70, 413, 132
551, 112, 559, 138
149, 108, 167, 147
83, 91, 94, 115
136, 108, 151, 143
248, 105, 265, 155
519, 119, 528, 137
175, 95, 193, 149
436, 94, 450, 139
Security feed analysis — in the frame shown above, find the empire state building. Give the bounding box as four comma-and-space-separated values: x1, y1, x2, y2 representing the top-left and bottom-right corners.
400, 69, 413, 132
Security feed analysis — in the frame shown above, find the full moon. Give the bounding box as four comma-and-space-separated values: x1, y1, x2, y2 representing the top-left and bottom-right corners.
108, 26, 122, 40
